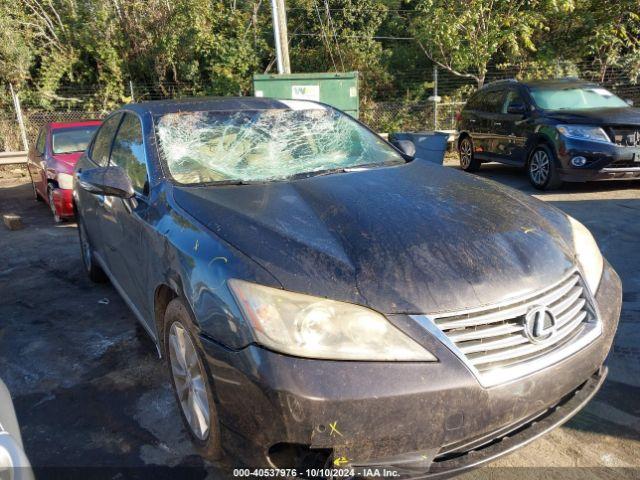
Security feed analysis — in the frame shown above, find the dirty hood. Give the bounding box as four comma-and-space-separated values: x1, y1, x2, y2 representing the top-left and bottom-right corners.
173, 161, 576, 314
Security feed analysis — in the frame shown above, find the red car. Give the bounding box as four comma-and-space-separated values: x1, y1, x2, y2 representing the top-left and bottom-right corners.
27, 120, 101, 222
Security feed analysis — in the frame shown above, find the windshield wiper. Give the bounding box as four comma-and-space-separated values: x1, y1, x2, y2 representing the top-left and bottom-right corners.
287, 167, 350, 181
205, 179, 256, 186
288, 162, 406, 181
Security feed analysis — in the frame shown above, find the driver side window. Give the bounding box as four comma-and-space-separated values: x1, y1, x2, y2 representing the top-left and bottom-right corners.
110, 113, 148, 195
90, 113, 123, 166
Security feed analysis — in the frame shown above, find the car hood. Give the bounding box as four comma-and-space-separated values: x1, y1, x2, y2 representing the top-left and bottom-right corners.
173, 161, 576, 314
52, 152, 83, 173
545, 106, 640, 125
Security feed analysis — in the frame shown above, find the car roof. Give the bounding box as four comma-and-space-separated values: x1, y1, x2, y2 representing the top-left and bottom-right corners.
480, 78, 598, 91
48, 120, 102, 130
121, 96, 319, 116
520, 78, 599, 89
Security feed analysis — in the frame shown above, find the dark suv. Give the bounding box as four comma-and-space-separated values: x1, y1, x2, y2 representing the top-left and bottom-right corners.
456, 78, 640, 189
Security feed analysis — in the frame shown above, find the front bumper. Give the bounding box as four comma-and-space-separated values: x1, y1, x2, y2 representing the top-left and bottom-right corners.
199, 262, 621, 475
51, 188, 75, 218
556, 136, 640, 182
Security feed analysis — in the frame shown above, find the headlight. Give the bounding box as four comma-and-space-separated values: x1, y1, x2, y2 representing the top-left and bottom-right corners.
228, 280, 436, 361
568, 216, 603, 294
57, 172, 74, 189
557, 124, 611, 143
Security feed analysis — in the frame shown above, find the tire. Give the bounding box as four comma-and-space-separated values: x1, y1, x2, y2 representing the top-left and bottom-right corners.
164, 298, 222, 460
458, 136, 481, 172
47, 186, 62, 223
527, 144, 563, 190
77, 216, 108, 283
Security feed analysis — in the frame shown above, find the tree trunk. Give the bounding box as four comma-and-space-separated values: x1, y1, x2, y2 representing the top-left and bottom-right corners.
477, 72, 486, 88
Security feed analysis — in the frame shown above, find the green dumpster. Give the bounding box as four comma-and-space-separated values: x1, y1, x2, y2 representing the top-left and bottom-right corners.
253, 72, 359, 118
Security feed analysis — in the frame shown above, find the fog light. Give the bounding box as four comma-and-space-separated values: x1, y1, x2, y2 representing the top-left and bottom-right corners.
571, 156, 587, 167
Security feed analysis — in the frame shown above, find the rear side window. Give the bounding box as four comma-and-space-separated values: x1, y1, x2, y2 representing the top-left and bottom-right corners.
465, 91, 485, 110
110, 113, 148, 194
90, 114, 123, 166
35, 128, 46, 154
482, 89, 506, 113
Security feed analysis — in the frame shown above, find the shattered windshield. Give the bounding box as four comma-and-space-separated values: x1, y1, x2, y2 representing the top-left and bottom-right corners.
155, 101, 404, 184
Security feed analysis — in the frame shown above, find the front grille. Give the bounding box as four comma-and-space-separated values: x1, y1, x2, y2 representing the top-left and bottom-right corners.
605, 158, 640, 169
424, 270, 601, 387
608, 126, 640, 147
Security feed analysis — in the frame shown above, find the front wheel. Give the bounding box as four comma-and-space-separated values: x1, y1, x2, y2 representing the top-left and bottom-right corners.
165, 298, 222, 460
78, 216, 108, 283
459, 137, 481, 172
527, 145, 563, 190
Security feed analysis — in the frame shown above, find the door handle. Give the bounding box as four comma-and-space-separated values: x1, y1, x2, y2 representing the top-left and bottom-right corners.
469, 119, 477, 123
495, 122, 502, 126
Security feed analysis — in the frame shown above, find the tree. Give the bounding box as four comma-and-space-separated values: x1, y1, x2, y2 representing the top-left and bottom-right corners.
410, 0, 572, 87
564, 0, 640, 82
287, 0, 392, 99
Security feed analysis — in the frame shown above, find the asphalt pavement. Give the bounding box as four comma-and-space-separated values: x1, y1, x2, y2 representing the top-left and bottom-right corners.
0, 162, 638, 479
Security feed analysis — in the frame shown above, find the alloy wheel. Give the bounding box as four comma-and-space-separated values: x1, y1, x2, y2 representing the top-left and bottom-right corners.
48, 188, 61, 223
169, 321, 211, 441
459, 139, 473, 169
529, 150, 550, 186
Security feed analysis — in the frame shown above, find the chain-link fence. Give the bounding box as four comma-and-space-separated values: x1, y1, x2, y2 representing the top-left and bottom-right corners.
1, 110, 105, 152
360, 101, 464, 133
0, 99, 461, 152
3, 60, 640, 152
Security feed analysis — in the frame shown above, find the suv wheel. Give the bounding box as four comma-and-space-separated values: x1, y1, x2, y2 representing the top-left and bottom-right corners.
528, 145, 562, 190
78, 217, 108, 283
459, 137, 481, 172
165, 298, 222, 460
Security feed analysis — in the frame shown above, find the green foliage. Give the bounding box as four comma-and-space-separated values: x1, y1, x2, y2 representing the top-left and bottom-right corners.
1, 0, 639, 111
287, 0, 392, 99
410, 0, 574, 87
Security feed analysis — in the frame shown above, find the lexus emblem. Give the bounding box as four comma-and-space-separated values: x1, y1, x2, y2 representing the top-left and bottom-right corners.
524, 305, 557, 343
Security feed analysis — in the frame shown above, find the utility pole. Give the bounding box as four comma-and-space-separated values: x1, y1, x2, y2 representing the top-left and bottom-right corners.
270, 0, 291, 74
433, 65, 438, 130
9, 84, 29, 152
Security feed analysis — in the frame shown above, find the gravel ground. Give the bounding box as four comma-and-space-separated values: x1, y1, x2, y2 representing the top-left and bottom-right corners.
0, 161, 638, 479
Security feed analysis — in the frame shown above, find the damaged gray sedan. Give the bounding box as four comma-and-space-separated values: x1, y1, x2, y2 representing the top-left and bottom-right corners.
72, 97, 622, 477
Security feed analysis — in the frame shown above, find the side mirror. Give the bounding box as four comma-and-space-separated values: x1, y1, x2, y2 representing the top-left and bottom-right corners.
392, 139, 416, 158
626, 99, 634, 106
507, 102, 526, 115
77, 166, 134, 198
